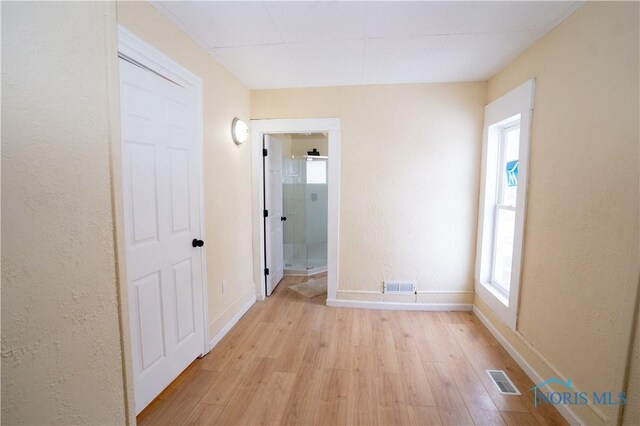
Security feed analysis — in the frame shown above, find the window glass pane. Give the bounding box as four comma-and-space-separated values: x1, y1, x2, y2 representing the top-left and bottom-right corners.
306, 159, 327, 184
493, 208, 516, 291
502, 126, 520, 206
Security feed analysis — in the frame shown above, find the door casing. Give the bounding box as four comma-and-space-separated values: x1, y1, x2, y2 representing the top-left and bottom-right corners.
250, 118, 341, 302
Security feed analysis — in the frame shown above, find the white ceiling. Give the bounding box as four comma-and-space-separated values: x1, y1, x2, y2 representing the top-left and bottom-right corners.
151, 1, 583, 89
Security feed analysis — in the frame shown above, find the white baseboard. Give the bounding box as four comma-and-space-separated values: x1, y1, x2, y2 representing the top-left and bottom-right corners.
326, 298, 472, 311
207, 295, 256, 351
472, 306, 585, 425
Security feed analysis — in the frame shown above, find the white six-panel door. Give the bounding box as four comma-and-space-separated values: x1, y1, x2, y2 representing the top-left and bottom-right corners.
119, 57, 205, 413
264, 135, 284, 295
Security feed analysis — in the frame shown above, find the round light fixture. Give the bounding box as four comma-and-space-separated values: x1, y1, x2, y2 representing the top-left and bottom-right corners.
231, 117, 248, 145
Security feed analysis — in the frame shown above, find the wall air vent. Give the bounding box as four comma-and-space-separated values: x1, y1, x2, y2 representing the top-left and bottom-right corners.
383, 280, 416, 295
486, 370, 520, 395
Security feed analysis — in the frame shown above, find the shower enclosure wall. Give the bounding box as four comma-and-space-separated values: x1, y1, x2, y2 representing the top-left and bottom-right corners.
282, 156, 328, 275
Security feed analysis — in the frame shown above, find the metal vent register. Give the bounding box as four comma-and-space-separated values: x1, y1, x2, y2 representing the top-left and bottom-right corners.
486, 370, 520, 395
383, 280, 416, 294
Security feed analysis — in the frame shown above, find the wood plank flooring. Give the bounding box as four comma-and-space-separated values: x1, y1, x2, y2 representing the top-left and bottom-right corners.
137, 274, 567, 425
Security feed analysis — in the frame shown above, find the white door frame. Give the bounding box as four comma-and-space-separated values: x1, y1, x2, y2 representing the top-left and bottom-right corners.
251, 118, 340, 301
117, 26, 210, 358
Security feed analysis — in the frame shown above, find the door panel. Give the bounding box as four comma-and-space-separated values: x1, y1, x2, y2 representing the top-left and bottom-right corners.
120, 58, 205, 414
134, 271, 165, 370
172, 257, 196, 343
264, 135, 284, 296
169, 148, 192, 233
129, 144, 159, 244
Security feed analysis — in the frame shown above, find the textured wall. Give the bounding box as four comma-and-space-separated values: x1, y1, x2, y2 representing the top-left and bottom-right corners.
116, 2, 255, 340
1, 2, 128, 424
622, 307, 640, 425
480, 2, 639, 424
290, 134, 329, 157
252, 83, 486, 302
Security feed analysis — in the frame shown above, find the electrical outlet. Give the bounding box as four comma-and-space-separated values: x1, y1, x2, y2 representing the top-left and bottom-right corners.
222, 279, 227, 293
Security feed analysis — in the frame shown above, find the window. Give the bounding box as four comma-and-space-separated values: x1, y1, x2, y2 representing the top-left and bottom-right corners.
491, 122, 520, 294
476, 80, 535, 330
306, 158, 327, 184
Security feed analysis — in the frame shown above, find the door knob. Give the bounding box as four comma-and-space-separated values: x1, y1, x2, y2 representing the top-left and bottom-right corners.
281, 216, 287, 221
192, 239, 204, 248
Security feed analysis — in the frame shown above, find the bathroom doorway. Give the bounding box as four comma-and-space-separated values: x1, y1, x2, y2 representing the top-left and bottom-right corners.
262, 133, 328, 296
250, 118, 340, 302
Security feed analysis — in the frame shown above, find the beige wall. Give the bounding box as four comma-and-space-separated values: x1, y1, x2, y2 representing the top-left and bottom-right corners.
623, 306, 640, 425
478, 2, 639, 424
3, 1, 638, 424
252, 83, 486, 304
1, 2, 128, 423
277, 133, 330, 160
2, 2, 254, 422
290, 134, 329, 157
116, 2, 255, 341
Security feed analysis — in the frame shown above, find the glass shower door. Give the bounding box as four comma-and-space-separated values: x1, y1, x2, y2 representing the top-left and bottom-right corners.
282, 156, 306, 272
304, 158, 327, 271
282, 156, 328, 274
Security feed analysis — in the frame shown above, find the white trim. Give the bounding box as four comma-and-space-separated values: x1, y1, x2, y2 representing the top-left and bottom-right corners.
251, 118, 340, 303
208, 295, 256, 350
327, 299, 472, 311
284, 266, 327, 276
106, 5, 136, 422
117, 25, 210, 357
475, 79, 535, 330
337, 289, 473, 296
339, 290, 474, 295
118, 26, 201, 88
473, 306, 584, 426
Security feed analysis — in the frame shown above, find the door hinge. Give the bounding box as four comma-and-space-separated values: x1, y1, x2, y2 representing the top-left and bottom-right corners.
264, 268, 270, 276
263, 148, 268, 157
263, 209, 269, 217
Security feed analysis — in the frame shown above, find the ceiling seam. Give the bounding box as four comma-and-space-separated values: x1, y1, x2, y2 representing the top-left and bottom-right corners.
150, 1, 586, 90
150, 3, 254, 89
262, 3, 308, 88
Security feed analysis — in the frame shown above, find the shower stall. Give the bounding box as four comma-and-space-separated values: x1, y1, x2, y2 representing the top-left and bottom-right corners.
282, 154, 328, 275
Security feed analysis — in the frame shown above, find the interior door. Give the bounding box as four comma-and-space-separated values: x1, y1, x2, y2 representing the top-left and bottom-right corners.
119, 57, 205, 413
264, 135, 284, 295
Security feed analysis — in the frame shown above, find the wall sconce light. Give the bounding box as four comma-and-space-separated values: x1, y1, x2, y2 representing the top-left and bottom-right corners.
231, 117, 248, 145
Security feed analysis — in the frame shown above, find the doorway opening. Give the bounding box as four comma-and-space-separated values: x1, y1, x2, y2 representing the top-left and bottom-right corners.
263, 133, 329, 297
251, 118, 340, 303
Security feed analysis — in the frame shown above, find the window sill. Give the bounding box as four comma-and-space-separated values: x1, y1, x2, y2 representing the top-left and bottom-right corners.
480, 281, 509, 307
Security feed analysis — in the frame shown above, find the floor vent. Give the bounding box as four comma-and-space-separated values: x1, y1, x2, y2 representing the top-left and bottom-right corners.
383, 280, 416, 294
486, 370, 520, 395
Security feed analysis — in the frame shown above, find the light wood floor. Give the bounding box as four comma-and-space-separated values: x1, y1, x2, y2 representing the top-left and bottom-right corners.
138, 274, 567, 425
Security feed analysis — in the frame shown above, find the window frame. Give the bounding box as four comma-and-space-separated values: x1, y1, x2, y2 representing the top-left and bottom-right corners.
490, 122, 520, 294
475, 79, 535, 330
